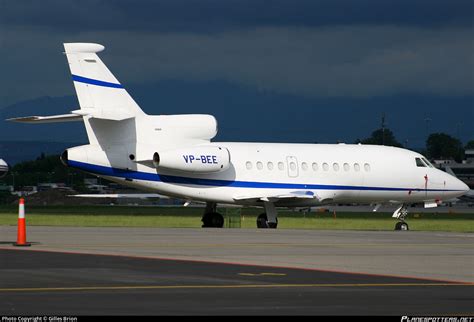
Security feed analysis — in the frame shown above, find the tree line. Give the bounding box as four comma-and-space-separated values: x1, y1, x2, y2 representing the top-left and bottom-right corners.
0, 153, 92, 191
357, 129, 473, 163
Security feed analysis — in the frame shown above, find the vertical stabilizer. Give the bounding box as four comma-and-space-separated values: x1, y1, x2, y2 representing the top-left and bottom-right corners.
63, 43, 145, 144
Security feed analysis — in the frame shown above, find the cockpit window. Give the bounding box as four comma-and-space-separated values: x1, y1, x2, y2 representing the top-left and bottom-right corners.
415, 158, 426, 167
422, 157, 434, 168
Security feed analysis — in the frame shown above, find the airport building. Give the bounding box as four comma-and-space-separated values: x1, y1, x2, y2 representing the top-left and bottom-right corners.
435, 149, 474, 188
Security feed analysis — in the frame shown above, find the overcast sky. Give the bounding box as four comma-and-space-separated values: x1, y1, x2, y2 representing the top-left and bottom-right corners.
1, 0, 473, 145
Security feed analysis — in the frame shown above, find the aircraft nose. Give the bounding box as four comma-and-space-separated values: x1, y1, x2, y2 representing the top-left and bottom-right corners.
460, 180, 470, 194
444, 173, 469, 196
451, 176, 469, 194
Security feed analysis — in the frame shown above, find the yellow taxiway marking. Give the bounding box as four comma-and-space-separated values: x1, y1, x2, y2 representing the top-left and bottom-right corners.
0, 283, 471, 293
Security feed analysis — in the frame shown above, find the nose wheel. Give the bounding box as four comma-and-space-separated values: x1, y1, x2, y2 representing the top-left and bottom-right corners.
395, 221, 409, 231
392, 204, 409, 231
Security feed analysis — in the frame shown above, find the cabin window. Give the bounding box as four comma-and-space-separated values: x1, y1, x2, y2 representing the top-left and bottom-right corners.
257, 161, 263, 170
415, 158, 426, 167
312, 162, 318, 171
333, 163, 340, 171
278, 162, 285, 170
246, 161, 252, 170
323, 163, 329, 171
354, 163, 360, 172
343, 163, 350, 171
301, 162, 308, 171
267, 162, 274, 170
290, 162, 297, 171
364, 163, 371, 172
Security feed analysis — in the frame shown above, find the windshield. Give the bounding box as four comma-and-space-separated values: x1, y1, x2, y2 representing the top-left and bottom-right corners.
415, 158, 426, 167
422, 157, 434, 168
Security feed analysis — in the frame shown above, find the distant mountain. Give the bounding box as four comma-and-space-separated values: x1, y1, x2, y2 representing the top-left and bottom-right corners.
0, 140, 83, 165
1, 80, 473, 154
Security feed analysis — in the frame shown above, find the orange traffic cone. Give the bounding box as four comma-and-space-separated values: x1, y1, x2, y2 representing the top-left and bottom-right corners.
14, 198, 31, 247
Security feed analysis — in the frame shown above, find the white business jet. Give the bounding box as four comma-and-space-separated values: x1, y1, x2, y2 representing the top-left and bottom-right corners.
8, 43, 469, 230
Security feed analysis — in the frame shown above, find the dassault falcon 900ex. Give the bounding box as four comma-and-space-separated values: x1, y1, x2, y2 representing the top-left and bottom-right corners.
9, 43, 469, 230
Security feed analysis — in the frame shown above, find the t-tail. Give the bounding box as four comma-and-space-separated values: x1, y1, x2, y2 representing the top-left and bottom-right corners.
8, 43, 220, 170
64, 43, 145, 120
9, 43, 146, 146
64, 43, 148, 146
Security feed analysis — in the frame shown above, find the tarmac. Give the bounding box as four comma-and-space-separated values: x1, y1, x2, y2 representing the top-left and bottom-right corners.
0, 226, 473, 315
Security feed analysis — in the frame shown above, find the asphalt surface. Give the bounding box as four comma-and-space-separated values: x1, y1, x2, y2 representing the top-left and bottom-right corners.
0, 249, 472, 315
1, 226, 472, 282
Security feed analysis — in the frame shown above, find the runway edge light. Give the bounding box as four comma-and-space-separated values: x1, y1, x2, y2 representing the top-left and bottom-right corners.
13, 197, 31, 247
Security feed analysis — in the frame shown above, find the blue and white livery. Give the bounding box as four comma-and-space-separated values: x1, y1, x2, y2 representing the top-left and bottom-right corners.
8, 43, 469, 230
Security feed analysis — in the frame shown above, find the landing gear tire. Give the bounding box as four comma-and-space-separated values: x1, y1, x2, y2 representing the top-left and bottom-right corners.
394, 221, 409, 231
256, 213, 278, 229
202, 212, 224, 228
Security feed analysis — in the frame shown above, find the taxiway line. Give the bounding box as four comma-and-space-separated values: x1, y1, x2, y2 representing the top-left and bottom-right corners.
0, 282, 472, 293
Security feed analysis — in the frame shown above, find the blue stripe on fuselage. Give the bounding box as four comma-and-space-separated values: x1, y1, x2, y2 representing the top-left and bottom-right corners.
72, 75, 124, 88
67, 160, 462, 193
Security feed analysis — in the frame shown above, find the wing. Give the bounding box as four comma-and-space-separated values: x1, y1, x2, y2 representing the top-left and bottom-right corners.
233, 190, 330, 203
69, 193, 170, 199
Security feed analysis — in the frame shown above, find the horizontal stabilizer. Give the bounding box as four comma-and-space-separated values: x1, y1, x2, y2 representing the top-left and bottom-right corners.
8, 108, 135, 124
7, 114, 83, 124
70, 109, 135, 121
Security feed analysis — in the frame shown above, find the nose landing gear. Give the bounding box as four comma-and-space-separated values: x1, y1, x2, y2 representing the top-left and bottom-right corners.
392, 204, 409, 231
394, 221, 409, 231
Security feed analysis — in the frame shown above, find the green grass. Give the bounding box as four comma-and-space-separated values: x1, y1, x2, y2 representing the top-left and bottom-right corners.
0, 205, 472, 232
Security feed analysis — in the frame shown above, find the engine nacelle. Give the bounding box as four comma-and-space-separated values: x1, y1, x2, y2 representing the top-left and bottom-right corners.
151, 114, 218, 141
153, 146, 230, 173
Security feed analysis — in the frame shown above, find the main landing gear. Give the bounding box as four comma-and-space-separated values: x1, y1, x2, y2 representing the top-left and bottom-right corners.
392, 204, 409, 231
201, 202, 224, 228
256, 202, 278, 229
201, 201, 279, 229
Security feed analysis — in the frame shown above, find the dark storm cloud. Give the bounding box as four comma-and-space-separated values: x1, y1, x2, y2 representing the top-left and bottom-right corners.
1, 0, 472, 33
0, 0, 472, 107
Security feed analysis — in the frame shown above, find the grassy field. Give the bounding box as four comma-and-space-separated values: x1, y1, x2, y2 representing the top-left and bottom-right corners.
0, 205, 473, 232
